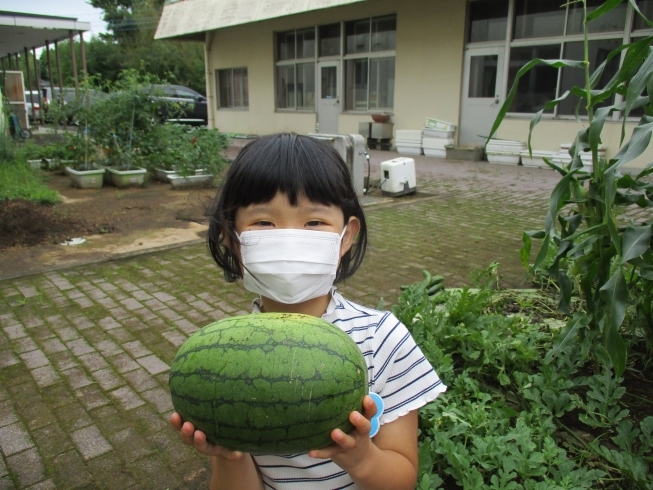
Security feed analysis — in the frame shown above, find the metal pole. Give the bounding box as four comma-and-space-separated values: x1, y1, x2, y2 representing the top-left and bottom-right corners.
79, 31, 87, 78
24, 47, 35, 126
54, 40, 67, 130
33, 47, 44, 126
46, 41, 57, 129
69, 30, 79, 96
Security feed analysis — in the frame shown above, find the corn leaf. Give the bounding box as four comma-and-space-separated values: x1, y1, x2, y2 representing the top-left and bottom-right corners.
621, 225, 652, 264
600, 268, 629, 376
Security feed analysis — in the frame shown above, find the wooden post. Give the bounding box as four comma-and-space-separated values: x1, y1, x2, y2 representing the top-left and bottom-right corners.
45, 41, 57, 129
33, 47, 44, 126
24, 47, 35, 126
69, 30, 79, 96
54, 40, 67, 130
79, 31, 87, 78
1, 57, 5, 72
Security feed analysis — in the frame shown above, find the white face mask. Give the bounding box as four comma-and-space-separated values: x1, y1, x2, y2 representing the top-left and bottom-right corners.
238, 227, 347, 304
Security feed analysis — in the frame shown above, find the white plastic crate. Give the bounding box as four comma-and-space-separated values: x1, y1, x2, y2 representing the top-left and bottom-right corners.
395, 129, 423, 142
422, 137, 454, 149
396, 146, 423, 155
487, 151, 521, 165
423, 128, 455, 139
424, 148, 447, 158
519, 150, 556, 168
425, 118, 456, 131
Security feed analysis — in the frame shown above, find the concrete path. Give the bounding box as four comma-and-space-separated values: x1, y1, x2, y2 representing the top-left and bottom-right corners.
0, 152, 561, 489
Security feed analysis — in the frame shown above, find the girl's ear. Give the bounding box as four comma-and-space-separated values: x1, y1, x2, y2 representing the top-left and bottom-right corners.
340, 216, 360, 258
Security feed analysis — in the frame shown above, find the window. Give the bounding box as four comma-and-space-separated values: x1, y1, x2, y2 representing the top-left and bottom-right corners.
276, 29, 316, 110
319, 23, 341, 56
344, 15, 396, 111
468, 0, 646, 117
468, 0, 509, 43
216, 68, 248, 109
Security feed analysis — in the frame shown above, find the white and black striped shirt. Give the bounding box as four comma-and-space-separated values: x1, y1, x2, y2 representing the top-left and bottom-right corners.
251, 290, 446, 489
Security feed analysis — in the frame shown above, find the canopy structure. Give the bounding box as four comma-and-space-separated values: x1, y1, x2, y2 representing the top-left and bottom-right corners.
0, 11, 92, 127
155, 0, 366, 40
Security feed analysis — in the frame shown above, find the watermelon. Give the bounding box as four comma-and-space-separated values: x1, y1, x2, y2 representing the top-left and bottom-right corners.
168, 313, 368, 454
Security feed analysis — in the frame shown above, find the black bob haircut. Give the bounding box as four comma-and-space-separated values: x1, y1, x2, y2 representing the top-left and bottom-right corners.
207, 132, 368, 283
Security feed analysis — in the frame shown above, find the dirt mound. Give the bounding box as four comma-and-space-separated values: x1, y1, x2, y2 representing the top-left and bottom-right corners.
0, 199, 114, 249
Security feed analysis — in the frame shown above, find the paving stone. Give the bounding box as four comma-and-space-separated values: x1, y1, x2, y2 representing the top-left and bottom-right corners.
160, 330, 186, 348
54, 326, 79, 342
152, 292, 175, 303
23, 478, 56, 490
22, 316, 44, 328
0, 423, 34, 456
107, 353, 140, 374
157, 309, 183, 322
20, 350, 50, 370
30, 365, 61, 389
78, 352, 109, 372
132, 290, 153, 301
70, 316, 94, 330
39, 383, 76, 410
52, 450, 93, 488
40, 338, 66, 355
137, 355, 169, 375
130, 406, 167, 436
106, 327, 135, 344
0, 351, 19, 369
146, 430, 195, 466
6, 447, 45, 488
0, 457, 6, 478
2, 325, 26, 340
29, 326, 56, 342
133, 307, 158, 322
109, 386, 145, 411
86, 452, 138, 490
172, 456, 212, 488
54, 402, 92, 433
140, 387, 173, 414
61, 367, 94, 390
31, 423, 73, 459
122, 340, 152, 359
129, 453, 180, 489
70, 425, 112, 460
0, 313, 18, 327
71, 296, 94, 309
91, 368, 125, 392
66, 338, 94, 357
0, 401, 17, 427
110, 307, 131, 320
143, 298, 166, 311
0, 477, 15, 490
91, 406, 130, 436
108, 427, 153, 462
20, 400, 57, 432
11, 337, 38, 354
75, 384, 110, 411
123, 368, 158, 393
50, 351, 79, 372
120, 298, 144, 311
174, 319, 199, 335
98, 316, 120, 331
95, 339, 122, 358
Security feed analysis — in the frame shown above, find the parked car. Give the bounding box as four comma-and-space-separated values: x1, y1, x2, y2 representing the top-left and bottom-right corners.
148, 85, 208, 125
24, 90, 43, 121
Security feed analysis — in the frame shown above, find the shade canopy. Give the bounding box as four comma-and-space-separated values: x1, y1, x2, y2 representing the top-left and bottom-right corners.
0, 11, 91, 57
155, 0, 366, 40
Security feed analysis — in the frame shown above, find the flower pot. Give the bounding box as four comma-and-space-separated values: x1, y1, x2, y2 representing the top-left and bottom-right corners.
371, 113, 390, 123
28, 159, 46, 170
154, 167, 177, 183
168, 173, 214, 189
93, 163, 119, 185
65, 166, 105, 189
107, 167, 147, 188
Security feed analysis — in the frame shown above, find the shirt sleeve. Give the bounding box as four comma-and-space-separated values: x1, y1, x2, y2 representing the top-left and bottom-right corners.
370, 312, 446, 425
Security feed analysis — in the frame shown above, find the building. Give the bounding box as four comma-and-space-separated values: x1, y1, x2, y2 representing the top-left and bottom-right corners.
155, 0, 653, 168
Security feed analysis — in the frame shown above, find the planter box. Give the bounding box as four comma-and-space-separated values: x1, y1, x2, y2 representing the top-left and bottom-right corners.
168, 173, 215, 189
423, 148, 447, 158
487, 151, 521, 165
154, 168, 177, 183
519, 150, 556, 168
445, 145, 484, 162
66, 166, 105, 189
425, 118, 456, 131
423, 128, 455, 139
396, 146, 422, 156
107, 167, 147, 188
28, 159, 45, 170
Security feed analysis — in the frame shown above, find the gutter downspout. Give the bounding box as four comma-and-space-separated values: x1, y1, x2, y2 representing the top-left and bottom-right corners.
205, 31, 216, 130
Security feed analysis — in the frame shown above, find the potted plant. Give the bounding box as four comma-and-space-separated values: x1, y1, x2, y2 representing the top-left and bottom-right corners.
63, 130, 105, 189
167, 126, 229, 189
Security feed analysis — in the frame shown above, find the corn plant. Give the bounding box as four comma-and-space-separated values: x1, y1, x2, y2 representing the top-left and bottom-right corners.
487, 0, 653, 376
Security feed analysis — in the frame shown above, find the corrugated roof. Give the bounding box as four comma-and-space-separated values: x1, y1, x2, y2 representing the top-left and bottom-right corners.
155, 0, 366, 40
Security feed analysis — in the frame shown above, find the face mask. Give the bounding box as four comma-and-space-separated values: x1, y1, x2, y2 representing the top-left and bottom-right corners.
238, 227, 346, 304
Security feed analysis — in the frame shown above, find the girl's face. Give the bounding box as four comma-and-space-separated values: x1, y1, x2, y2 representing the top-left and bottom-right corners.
234, 192, 360, 258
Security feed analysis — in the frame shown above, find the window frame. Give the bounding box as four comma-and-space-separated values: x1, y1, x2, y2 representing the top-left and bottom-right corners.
273, 14, 397, 114
215, 67, 249, 110
465, 0, 642, 120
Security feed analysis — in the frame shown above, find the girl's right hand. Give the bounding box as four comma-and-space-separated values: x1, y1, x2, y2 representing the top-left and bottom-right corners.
170, 412, 246, 460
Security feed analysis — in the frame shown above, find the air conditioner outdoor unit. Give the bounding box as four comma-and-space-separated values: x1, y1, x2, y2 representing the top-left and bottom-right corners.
380, 157, 417, 197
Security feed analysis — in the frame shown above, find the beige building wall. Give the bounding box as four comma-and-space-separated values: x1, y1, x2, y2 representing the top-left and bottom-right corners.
206, 0, 467, 138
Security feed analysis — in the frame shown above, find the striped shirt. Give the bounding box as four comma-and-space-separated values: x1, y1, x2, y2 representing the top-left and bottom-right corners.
251, 290, 446, 489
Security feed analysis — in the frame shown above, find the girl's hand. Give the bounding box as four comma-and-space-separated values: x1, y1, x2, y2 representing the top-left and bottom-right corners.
170, 412, 245, 461
308, 395, 378, 473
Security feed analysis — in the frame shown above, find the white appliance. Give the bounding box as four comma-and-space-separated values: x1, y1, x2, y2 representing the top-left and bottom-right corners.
380, 157, 417, 197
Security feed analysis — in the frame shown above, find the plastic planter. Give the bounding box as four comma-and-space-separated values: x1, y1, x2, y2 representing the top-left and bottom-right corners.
168, 173, 214, 189
107, 167, 147, 188
66, 166, 105, 189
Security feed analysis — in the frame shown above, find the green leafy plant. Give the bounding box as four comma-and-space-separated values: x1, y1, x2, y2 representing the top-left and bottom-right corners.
488, 0, 653, 375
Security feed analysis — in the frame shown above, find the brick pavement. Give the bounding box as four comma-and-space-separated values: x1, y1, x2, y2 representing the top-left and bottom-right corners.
0, 154, 560, 489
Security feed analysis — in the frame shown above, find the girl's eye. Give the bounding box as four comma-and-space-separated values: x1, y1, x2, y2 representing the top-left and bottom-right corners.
305, 221, 324, 227
256, 221, 274, 227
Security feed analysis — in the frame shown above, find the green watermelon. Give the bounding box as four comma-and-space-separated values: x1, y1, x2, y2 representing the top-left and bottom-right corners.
168, 313, 368, 454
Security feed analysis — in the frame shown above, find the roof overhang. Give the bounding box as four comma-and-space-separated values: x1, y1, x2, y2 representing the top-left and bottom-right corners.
155, 0, 367, 41
0, 11, 92, 58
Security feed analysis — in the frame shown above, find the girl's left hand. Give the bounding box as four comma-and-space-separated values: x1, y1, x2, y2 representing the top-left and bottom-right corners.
308, 395, 378, 473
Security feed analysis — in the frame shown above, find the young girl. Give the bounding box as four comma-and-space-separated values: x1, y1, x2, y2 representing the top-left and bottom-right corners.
170, 133, 446, 490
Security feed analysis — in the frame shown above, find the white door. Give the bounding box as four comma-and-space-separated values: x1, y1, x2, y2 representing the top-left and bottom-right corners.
459, 47, 505, 146
317, 61, 340, 134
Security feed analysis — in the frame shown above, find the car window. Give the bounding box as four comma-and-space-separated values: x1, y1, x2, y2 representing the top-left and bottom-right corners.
175, 88, 200, 99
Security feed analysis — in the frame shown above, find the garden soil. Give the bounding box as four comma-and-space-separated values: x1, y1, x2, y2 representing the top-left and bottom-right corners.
0, 172, 214, 280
